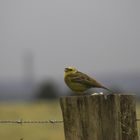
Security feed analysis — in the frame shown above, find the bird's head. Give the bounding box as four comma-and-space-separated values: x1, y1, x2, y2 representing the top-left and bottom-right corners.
64, 66, 78, 75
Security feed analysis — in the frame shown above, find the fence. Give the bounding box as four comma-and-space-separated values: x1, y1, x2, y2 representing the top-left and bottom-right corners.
0, 119, 63, 124
0, 94, 139, 140
60, 94, 139, 140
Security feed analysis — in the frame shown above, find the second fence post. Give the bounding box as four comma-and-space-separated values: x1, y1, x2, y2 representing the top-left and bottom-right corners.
60, 94, 138, 140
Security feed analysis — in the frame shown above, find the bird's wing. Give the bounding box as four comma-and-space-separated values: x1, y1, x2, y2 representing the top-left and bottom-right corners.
70, 71, 103, 88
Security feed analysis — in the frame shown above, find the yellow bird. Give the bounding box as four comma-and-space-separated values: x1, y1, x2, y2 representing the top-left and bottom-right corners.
64, 67, 110, 93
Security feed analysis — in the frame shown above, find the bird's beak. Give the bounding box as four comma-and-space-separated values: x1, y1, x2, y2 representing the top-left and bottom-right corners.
65, 68, 69, 72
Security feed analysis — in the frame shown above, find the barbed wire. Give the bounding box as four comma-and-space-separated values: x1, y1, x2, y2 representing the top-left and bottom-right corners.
136, 119, 140, 121
0, 119, 63, 124
0, 118, 140, 125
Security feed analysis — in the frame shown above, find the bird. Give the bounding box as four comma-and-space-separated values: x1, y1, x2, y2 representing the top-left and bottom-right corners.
64, 66, 111, 94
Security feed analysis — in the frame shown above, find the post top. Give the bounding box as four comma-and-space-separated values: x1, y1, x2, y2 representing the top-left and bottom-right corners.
60, 93, 136, 99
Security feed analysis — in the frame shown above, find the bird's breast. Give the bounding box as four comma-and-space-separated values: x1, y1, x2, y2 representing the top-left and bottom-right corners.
64, 76, 88, 92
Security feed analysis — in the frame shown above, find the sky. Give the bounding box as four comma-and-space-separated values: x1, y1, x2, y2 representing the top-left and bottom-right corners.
0, 0, 140, 81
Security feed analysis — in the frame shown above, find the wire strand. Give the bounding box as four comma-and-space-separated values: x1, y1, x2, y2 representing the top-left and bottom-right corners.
0, 119, 63, 124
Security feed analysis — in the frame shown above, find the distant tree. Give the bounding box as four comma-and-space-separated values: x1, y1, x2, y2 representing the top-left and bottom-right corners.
36, 80, 59, 100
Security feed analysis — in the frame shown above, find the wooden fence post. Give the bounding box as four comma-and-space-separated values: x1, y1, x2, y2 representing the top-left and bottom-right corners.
60, 94, 138, 140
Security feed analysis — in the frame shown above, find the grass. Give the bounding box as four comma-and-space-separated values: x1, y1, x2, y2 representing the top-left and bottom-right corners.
0, 100, 64, 140
0, 100, 140, 140
136, 103, 140, 138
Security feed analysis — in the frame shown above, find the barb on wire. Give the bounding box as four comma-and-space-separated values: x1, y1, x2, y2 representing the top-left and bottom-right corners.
136, 119, 140, 121
0, 119, 63, 124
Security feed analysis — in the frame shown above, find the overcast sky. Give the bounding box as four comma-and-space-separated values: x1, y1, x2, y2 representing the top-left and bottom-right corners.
0, 0, 140, 80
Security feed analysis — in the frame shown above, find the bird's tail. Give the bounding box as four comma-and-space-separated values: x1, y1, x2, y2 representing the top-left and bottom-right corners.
102, 86, 114, 93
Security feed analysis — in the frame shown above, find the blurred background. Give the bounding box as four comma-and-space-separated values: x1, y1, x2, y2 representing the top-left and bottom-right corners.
0, 0, 140, 139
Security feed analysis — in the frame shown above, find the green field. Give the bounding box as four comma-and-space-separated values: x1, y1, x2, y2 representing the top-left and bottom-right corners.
0, 101, 140, 140
0, 101, 64, 140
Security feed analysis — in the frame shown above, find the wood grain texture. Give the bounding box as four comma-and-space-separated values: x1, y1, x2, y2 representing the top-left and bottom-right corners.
60, 94, 138, 140
120, 95, 138, 140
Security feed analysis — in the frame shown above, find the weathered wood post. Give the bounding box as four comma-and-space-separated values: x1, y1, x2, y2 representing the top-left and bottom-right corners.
60, 94, 138, 140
